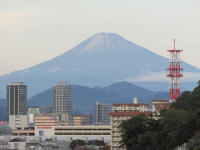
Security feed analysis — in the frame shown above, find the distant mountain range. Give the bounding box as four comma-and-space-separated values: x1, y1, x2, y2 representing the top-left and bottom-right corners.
0, 32, 199, 98
27, 82, 169, 115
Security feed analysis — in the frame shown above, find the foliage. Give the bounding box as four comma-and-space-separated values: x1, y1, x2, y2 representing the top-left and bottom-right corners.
186, 139, 200, 150
119, 80, 200, 150
87, 140, 106, 146
194, 145, 200, 150
70, 139, 85, 150
99, 145, 111, 150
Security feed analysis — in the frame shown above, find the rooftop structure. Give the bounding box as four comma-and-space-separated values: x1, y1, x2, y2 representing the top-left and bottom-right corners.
0, 125, 12, 136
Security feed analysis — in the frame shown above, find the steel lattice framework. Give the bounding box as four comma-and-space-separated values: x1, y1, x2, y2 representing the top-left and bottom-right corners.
167, 39, 183, 102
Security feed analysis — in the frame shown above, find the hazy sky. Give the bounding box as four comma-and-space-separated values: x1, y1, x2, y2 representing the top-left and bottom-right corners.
0, 0, 200, 76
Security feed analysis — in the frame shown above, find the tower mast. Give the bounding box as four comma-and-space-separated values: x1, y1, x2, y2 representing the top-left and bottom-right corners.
167, 39, 183, 102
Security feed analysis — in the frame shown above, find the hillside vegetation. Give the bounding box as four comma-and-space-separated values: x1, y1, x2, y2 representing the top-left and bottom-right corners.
119, 81, 200, 150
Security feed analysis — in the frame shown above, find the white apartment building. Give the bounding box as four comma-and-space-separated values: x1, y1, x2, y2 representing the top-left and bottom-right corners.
109, 98, 152, 150
52, 81, 73, 121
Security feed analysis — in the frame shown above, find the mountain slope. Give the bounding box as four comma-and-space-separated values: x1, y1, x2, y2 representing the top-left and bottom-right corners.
27, 82, 171, 115
100, 81, 155, 98
28, 84, 124, 114
0, 32, 199, 98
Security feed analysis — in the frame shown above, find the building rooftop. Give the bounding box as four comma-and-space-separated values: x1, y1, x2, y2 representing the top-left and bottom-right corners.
0, 125, 12, 135
152, 100, 168, 102
111, 103, 150, 106
153, 103, 169, 105
109, 112, 152, 116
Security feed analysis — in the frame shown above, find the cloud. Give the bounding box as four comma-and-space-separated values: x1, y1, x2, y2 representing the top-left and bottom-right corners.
47, 68, 60, 73
73, 68, 81, 72
117, 71, 200, 82
22, 69, 30, 74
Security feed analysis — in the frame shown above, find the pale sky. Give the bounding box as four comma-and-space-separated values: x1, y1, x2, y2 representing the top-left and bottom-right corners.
0, 0, 200, 76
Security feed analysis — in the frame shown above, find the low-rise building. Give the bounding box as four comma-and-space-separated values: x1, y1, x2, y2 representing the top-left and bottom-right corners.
152, 100, 169, 116
73, 115, 85, 126
8, 138, 26, 150
74, 114, 93, 125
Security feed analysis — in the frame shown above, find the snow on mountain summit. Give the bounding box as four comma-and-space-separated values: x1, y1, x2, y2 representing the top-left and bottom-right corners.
69, 32, 147, 56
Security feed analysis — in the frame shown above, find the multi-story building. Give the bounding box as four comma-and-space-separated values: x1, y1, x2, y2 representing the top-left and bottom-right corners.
34, 113, 69, 122
94, 102, 111, 125
74, 114, 93, 125
52, 81, 72, 121
7, 82, 27, 121
9, 115, 29, 130
152, 100, 169, 117
109, 98, 152, 150
73, 115, 85, 126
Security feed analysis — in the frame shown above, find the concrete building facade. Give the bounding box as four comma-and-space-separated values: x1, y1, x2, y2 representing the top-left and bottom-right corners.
152, 100, 169, 117
9, 115, 29, 130
7, 82, 27, 121
94, 102, 111, 125
52, 81, 72, 121
109, 98, 151, 150
74, 114, 93, 125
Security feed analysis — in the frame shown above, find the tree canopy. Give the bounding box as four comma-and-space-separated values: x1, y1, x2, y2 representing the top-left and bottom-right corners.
119, 81, 200, 150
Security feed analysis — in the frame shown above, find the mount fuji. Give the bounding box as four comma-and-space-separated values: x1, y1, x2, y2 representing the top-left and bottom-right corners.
0, 32, 199, 98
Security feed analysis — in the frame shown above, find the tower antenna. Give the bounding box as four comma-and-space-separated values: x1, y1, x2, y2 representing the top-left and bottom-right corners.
167, 39, 183, 102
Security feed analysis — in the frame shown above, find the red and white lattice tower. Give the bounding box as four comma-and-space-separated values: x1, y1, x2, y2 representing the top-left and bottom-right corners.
167, 39, 183, 102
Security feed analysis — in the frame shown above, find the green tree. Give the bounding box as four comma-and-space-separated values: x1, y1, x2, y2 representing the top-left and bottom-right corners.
70, 140, 85, 150
119, 81, 200, 150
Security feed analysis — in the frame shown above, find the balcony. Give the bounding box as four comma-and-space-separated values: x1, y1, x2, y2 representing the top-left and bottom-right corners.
112, 128, 120, 131
111, 133, 121, 136
111, 117, 128, 121
111, 123, 120, 126
111, 143, 120, 147
112, 138, 122, 141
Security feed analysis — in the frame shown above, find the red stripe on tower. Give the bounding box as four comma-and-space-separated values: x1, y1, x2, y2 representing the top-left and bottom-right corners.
166, 39, 183, 102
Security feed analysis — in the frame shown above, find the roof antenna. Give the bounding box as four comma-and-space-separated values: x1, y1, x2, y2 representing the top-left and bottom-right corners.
174, 39, 176, 50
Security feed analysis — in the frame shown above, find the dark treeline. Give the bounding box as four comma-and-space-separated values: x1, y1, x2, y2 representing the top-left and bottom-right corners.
119, 81, 200, 150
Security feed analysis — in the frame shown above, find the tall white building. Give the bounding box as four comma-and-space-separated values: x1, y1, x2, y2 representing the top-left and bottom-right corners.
94, 102, 111, 125
52, 81, 72, 121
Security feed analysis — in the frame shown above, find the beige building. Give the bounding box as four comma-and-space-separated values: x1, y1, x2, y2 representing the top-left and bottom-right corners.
109, 98, 152, 150
9, 115, 29, 130
152, 100, 169, 116
35, 115, 58, 126
73, 115, 84, 126
54, 125, 111, 136
34, 113, 69, 122
74, 114, 93, 125
34, 115, 59, 136
34, 115, 111, 137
